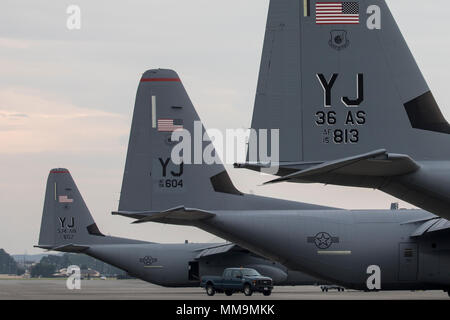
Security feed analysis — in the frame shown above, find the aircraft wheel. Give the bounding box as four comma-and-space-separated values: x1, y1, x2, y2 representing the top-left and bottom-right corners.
244, 284, 253, 296
206, 284, 215, 296
225, 290, 233, 296
263, 290, 272, 296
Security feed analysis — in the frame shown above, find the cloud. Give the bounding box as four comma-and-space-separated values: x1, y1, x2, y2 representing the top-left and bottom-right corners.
0, 87, 129, 154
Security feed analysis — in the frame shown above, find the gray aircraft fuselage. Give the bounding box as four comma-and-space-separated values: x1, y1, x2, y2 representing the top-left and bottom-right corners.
81, 242, 317, 287
115, 68, 450, 293
151, 208, 450, 291
37, 169, 319, 289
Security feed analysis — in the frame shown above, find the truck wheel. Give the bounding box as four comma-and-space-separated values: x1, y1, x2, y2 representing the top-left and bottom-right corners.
225, 290, 233, 296
244, 284, 253, 296
206, 284, 215, 296
263, 290, 272, 296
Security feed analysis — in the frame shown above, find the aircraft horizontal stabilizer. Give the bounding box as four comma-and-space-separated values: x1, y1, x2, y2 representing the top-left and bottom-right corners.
112, 206, 216, 224
264, 149, 420, 185
410, 218, 450, 237
34, 244, 90, 253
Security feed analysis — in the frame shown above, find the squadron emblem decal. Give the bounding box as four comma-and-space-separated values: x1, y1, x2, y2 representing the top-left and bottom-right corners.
307, 232, 339, 249
329, 30, 349, 51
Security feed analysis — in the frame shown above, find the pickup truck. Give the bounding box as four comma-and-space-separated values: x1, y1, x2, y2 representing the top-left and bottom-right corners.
200, 268, 273, 296
320, 285, 345, 292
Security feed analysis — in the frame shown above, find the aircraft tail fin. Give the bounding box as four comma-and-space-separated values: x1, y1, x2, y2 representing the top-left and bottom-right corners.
249, 0, 450, 164
118, 69, 244, 213
38, 169, 150, 251
117, 69, 325, 213
38, 169, 107, 251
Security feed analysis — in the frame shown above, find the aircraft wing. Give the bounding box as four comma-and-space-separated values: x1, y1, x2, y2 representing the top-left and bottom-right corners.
112, 206, 215, 224
264, 149, 420, 185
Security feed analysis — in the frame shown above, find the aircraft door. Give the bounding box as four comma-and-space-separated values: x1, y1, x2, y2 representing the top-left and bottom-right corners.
188, 261, 199, 281
398, 243, 418, 281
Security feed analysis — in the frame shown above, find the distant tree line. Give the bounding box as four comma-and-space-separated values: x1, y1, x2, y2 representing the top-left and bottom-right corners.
30, 253, 126, 278
0, 249, 24, 275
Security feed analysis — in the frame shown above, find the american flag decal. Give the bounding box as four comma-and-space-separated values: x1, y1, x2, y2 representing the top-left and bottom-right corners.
157, 119, 184, 132
59, 195, 73, 203
316, 2, 359, 24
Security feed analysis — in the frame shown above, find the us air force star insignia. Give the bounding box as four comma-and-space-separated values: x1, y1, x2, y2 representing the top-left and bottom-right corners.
139, 256, 158, 266
315, 232, 332, 249
329, 30, 350, 51
307, 232, 340, 249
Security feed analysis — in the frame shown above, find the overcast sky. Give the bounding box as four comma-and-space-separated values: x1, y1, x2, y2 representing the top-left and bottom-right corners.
1, 0, 449, 254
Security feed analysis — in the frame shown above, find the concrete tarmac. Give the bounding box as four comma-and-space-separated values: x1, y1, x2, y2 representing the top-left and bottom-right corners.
0, 279, 448, 300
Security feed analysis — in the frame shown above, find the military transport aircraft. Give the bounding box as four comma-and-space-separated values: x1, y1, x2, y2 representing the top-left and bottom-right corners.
237, 0, 450, 222
35, 169, 319, 287
113, 68, 450, 294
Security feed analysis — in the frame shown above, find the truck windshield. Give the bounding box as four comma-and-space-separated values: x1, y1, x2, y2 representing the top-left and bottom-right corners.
241, 269, 261, 277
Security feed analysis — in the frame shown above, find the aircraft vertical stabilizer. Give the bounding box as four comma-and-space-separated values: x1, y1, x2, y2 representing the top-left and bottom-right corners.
37, 169, 147, 251
37, 169, 101, 250
117, 69, 329, 216
242, 0, 450, 221
249, 0, 450, 164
